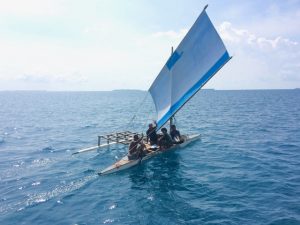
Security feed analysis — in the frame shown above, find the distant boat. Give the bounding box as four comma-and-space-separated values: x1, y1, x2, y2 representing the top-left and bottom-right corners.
74, 5, 231, 175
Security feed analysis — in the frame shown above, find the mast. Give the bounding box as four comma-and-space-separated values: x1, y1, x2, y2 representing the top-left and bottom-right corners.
169, 46, 174, 131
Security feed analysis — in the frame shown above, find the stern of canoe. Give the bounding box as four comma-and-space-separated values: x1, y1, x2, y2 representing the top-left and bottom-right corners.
99, 156, 140, 175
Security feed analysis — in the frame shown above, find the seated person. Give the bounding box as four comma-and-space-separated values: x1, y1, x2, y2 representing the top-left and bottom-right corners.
146, 122, 158, 145
158, 128, 173, 150
128, 134, 146, 160
170, 125, 183, 144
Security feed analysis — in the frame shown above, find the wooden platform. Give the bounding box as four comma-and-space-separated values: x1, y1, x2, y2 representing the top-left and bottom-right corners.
98, 131, 146, 146
72, 131, 147, 155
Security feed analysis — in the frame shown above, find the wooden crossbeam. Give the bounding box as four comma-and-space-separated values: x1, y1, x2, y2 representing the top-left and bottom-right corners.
97, 131, 142, 146
73, 130, 146, 155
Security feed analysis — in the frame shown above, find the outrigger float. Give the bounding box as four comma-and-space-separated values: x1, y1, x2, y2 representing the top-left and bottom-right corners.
73, 5, 231, 175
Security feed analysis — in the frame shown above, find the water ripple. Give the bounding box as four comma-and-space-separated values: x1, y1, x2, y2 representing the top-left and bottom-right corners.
0, 90, 300, 225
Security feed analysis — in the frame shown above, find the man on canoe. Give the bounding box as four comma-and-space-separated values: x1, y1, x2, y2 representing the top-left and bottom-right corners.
128, 134, 146, 160
170, 125, 183, 144
158, 128, 173, 150
146, 122, 158, 145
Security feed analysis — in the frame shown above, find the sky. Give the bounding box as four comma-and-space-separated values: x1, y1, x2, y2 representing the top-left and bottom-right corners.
0, 0, 299, 91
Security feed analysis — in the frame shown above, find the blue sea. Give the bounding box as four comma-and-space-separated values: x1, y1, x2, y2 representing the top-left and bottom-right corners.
0, 90, 300, 225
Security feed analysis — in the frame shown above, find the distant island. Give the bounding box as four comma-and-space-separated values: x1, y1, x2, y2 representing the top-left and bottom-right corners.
1, 88, 299, 92
112, 88, 216, 92
112, 89, 146, 92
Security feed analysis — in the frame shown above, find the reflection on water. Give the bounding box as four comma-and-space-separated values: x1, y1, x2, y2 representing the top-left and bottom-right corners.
128, 151, 181, 191
127, 151, 208, 224
1, 90, 300, 225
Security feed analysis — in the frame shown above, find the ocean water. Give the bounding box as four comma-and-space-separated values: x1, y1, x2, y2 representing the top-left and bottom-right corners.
0, 90, 299, 225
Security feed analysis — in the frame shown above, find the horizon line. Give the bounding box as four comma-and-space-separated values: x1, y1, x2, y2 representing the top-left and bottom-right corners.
0, 88, 299, 92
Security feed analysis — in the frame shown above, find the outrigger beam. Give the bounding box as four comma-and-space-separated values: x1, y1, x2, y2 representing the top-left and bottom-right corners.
72, 142, 117, 155
72, 131, 144, 155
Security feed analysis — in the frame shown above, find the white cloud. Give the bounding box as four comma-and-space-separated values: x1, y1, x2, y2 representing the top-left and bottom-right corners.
0, 0, 62, 16
219, 21, 298, 50
0, 1, 299, 91
15, 72, 87, 84
0, 23, 171, 91
151, 29, 188, 40
205, 21, 300, 89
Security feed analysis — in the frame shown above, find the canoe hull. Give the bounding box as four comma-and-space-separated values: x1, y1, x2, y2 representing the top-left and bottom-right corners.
98, 134, 200, 175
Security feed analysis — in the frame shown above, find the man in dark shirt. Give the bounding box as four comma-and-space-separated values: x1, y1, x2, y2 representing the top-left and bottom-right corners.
170, 125, 183, 144
158, 127, 173, 150
146, 123, 158, 145
128, 134, 145, 160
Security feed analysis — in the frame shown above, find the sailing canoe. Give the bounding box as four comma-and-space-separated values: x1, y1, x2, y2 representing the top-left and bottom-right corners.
98, 134, 200, 175
81, 6, 230, 175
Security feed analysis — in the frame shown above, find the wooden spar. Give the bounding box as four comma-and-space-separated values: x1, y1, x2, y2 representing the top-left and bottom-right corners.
98, 136, 101, 146
72, 143, 115, 155
169, 46, 175, 131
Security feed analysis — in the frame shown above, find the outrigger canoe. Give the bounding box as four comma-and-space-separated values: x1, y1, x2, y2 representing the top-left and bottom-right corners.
73, 6, 231, 176
98, 134, 200, 175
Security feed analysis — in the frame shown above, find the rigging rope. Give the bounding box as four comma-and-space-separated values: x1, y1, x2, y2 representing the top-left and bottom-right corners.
126, 91, 150, 130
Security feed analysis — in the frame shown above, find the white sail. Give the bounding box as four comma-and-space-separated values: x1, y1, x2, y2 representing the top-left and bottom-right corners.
149, 7, 231, 129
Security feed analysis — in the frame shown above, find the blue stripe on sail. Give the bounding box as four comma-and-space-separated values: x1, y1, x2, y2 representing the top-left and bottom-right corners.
156, 51, 230, 129
166, 51, 183, 70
